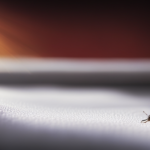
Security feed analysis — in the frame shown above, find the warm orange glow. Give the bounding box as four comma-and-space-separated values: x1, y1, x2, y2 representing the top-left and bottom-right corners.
0, 5, 150, 58
0, 7, 39, 57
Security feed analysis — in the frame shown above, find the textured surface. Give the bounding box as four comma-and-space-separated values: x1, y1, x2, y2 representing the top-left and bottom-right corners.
0, 86, 150, 149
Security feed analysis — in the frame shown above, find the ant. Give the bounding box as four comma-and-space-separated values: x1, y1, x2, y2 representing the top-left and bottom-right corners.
141, 111, 150, 123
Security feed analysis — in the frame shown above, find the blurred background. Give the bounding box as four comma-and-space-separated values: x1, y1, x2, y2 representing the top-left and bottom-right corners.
0, 2, 150, 150
0, 1, 150, 58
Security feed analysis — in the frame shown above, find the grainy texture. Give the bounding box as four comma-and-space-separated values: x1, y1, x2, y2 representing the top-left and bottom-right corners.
0, 86, 150, 150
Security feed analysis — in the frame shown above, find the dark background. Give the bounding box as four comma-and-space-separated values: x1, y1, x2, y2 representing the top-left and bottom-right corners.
0, 2, 150, 58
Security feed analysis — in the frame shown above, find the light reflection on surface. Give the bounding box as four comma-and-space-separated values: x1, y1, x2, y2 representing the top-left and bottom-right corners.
0, 86, 150, 149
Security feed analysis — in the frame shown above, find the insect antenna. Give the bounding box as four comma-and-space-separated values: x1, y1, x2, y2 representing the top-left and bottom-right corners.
143, 111, 148, 116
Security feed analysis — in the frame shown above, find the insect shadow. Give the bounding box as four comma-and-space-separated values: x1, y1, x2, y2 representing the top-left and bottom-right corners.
141, 111, 150, 123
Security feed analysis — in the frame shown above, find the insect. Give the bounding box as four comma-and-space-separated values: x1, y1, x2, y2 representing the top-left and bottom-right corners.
141, 111, 150, 123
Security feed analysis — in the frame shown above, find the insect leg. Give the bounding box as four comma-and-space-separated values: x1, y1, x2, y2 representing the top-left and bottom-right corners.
141, 119, 148, 123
